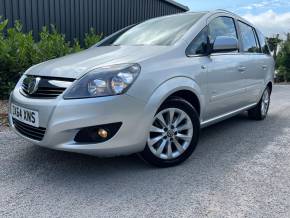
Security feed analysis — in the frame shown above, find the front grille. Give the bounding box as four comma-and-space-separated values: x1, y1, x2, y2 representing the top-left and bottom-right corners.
21, 76, 74, 99
22, 83, 66, 98
12, 118, 46, 141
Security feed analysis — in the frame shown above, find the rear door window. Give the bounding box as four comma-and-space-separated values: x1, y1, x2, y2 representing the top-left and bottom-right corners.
238, 21, 260, 53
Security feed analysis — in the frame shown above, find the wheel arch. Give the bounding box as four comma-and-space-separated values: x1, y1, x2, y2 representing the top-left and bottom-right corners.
162, 90, 201, 116
267, 81, 273, 94
143, 77, 204, 127
140, 77, 203, 166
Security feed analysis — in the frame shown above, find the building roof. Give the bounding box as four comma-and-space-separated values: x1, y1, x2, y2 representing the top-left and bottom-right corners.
163, 0, 189, 11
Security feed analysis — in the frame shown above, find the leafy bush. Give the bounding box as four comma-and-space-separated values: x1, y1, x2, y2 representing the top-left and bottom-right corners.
276, 38, 290, 82
84, 28, 103, 49
0, 19, 102, 99
0, 20, 37, 98
71, 39, 83, 53
36, 25, 72, 62
276, 66, 290, 82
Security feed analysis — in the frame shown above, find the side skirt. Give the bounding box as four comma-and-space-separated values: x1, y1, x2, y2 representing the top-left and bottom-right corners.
200, 103, 257, 128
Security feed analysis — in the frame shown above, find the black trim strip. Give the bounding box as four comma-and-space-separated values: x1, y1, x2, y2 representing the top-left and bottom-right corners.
13, 118, 46, 131
13, 118, 46, 141
27, 75, 75, 82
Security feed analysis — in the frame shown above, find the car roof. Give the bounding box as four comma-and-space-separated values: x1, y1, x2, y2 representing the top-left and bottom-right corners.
185, 9, 257, 30
160, 10, 257, 30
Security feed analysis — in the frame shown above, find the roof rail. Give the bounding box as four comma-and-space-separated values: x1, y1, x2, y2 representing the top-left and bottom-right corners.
214, 9, 236, 15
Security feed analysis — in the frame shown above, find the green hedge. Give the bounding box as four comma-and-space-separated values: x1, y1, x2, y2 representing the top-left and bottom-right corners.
276, 39, 290, 82
0, 18, 102, 99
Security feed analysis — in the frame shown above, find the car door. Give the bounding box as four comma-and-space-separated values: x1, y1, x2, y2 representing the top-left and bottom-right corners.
204, 16, 249, 120
237, 21, 266, 104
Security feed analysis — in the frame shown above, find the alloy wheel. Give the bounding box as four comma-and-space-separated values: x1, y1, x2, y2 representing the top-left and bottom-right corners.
261, 89, 270, 116
147, 108, 193, 160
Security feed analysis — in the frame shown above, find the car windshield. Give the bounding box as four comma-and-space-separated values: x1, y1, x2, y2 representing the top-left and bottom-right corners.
112, 13, 205, 46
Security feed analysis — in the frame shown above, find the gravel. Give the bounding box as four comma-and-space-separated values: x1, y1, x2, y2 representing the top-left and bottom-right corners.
0, 100, 8, 114
0, 100, 9, 132
1, 85, 290, 217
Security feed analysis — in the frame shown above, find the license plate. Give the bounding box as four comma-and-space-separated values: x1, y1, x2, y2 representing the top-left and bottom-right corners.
11, 104, 39, 127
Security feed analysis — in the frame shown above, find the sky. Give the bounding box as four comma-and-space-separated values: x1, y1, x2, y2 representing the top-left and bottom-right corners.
175, 0, 290, 38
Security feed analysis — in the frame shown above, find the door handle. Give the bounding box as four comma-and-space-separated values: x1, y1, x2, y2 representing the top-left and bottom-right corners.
262, 65, 268, 70
238, 66, 246, 73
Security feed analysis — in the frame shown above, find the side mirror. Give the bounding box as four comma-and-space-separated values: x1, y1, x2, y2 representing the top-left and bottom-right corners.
212, 36, 238, 53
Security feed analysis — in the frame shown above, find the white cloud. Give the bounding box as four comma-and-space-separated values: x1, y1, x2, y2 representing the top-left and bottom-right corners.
243, 10, 290, 38
241, 6, 253, 10
239, 0, 289, 11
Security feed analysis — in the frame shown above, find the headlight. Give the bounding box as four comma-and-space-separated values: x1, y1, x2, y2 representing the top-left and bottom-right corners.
63, 63, 141, 99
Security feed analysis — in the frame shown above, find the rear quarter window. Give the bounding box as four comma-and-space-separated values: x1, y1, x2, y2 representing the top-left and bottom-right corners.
257, 31, 271, 55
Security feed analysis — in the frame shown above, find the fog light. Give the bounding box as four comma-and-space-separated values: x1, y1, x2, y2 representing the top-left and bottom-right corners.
98, 129, 108, 138
74, 122, 122, 143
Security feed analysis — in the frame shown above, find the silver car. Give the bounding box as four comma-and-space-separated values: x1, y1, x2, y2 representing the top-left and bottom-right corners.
9, 10, 274, 167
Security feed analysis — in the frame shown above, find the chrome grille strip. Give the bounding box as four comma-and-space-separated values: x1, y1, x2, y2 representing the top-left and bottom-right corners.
21, 76, 74, 99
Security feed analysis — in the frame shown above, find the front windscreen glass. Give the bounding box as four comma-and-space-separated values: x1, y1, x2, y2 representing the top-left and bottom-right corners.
112, 13, 205, 46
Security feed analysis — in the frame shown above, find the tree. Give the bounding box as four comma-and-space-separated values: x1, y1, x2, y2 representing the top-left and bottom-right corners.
267, 34, 283, 61
276, 36, 290, 82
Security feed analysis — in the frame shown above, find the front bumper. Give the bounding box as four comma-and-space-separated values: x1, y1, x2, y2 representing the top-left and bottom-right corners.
9, 88, 148, 157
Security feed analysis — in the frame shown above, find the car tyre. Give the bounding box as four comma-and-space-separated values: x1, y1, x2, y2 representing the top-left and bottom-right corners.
248, 87, 271, 120
140, 97, 200, 167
